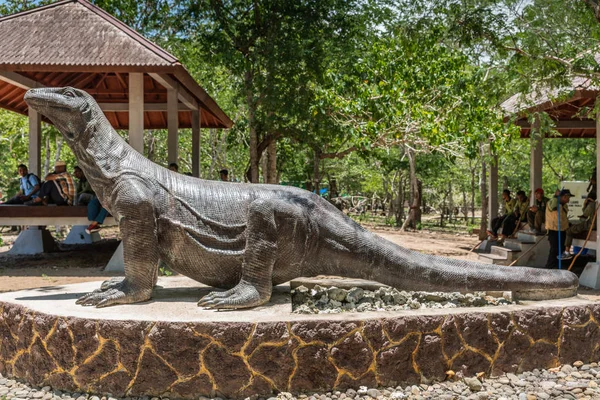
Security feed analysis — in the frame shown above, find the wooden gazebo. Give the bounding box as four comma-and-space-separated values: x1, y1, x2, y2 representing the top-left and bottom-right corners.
0, 0, 233, 177
501, 77, 600, 274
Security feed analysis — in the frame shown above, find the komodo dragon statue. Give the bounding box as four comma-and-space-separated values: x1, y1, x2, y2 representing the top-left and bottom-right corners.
24, 87, 579, 309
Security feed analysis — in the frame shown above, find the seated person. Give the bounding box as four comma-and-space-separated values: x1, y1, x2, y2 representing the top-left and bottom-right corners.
526, 188, 548, 235
29, 161, 75, 206
73, 166, 95, 206
0, 164, 40, 205
85, 197, 109, 234
487, 189, 516, 239
501, 190, 528, 240
563, 192, 597, 258
219, 169, 229, 182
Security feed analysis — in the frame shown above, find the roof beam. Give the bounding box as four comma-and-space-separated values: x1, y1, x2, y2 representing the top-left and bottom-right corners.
148, 72, 196, 110
516, 119, 596, 129
0, 70, 43, 90
98, 102, 189, 111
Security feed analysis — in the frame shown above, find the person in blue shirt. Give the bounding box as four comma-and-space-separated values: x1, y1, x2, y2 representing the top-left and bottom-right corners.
1, 164, 40, 205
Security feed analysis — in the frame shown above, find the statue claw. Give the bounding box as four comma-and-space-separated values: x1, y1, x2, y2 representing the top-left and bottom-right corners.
197, 283, 267, 309
76, 280, 151, 308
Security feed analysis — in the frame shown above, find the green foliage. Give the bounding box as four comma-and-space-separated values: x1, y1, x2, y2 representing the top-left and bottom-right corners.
0, 0, 597, 230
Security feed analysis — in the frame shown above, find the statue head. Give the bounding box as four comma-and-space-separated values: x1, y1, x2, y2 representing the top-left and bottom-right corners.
24, 87, 97, 143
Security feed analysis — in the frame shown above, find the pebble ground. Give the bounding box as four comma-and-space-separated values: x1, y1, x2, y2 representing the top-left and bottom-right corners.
2, 361, 600, 400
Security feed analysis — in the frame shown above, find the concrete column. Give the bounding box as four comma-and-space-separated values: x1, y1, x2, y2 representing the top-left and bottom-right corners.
167, 87, 179, 165
489, 152, 499, 225
191, 108, 201, 177
128, 72, 144, 154
28, 107, 41, 177
530, 117, 543, 205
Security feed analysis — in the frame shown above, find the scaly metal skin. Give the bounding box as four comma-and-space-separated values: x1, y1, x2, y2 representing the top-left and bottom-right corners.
24, 87, 579, 309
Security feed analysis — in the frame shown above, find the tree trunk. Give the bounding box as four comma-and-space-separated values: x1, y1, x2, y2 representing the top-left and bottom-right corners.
462, 186, 468, 222
395, 173, 406, 227
479, 145, 488, 240
313, 149, 321, 194
145, 130, 156, 162
54, 137, 63, 164
267, 139, 277, 183
43, 135, 50, 178
245, 70, 259, 183
261, 149, 268, 183
471, 164, 476, 224
401, 147, 420, 231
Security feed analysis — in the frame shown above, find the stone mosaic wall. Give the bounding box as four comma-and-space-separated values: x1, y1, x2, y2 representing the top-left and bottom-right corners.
0, 302, 599, 399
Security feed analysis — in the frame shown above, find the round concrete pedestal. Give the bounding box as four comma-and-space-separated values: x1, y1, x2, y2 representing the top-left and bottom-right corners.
0, 277, 599, 399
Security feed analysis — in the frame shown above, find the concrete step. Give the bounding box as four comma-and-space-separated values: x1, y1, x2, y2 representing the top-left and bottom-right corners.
490, 245, 521, 259
478, 253, 508, 265
504, 238, 535, 252
517, 232, 546, 243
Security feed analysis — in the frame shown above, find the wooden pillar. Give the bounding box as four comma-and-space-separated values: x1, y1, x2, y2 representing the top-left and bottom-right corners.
28, 107, 41, 177
530, 117, 543, 205
167, 87, 179, 165
192, 108, 201, 177
596, 100, 600, 263
488, 152, 499, 228
128, 73, 144, 154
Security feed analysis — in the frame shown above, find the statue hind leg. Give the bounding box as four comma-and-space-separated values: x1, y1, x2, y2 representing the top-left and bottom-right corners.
198, 198, 309, 309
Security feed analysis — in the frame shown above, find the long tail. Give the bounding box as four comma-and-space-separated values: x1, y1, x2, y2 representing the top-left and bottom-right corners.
324, 231, 579, 301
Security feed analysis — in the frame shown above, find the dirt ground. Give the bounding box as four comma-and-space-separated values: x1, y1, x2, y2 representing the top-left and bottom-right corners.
0, 225, 482, 292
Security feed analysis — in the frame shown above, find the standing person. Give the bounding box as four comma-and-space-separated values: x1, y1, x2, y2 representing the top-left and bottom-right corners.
545, 189, 573, 269
29, 161, 75, 206
0, 164, 40, 205
219, 169, 229, 182
487, 189, 516, 240
73, 166, 95, 205
526, 188, 549, 235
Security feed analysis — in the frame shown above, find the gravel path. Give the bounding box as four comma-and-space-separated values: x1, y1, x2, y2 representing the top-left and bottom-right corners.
2, 361, 600, 400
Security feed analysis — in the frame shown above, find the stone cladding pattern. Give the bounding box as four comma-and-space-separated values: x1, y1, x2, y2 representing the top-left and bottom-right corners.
0, 302, 599, 399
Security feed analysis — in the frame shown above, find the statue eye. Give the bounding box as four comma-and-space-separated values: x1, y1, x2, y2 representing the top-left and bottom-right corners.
64, 90, 75, 98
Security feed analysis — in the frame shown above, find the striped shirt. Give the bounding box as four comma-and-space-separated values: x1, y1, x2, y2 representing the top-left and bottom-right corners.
46, 172, 76, 205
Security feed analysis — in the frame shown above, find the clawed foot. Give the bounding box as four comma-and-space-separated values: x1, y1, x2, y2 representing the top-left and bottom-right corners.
198, 281, 269, 310
100, 276, 126, 291
76, 279, 151, 308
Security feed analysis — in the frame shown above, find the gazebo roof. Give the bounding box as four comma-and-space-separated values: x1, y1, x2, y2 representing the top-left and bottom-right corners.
0, 0, 232, 129
501, 77, 598, 138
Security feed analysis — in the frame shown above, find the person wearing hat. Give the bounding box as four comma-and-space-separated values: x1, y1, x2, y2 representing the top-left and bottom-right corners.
563, 192, 598, 258
545, 189, 573, 268
526, 188, 549, 235
29, 161, 75, 206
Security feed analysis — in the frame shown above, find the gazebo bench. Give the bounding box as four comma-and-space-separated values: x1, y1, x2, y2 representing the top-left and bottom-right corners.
0, 205, 116, 255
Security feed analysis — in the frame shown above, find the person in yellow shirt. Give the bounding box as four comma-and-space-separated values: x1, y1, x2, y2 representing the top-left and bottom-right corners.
501, 190, 528, 240
545, 189, 573, 269
487, 189, 516, 240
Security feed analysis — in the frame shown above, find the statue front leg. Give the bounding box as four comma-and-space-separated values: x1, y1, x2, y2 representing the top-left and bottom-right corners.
77, 189, 159, 307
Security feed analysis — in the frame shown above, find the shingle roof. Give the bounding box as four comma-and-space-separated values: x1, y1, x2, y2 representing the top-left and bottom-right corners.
500, 77, 597, 115
0, 0, 178, 68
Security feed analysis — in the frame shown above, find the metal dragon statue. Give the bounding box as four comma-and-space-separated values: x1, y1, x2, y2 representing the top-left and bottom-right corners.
24, 87, 579, 309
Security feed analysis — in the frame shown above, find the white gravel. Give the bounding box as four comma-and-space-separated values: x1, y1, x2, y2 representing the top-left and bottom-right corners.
2, 360, 600, 400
